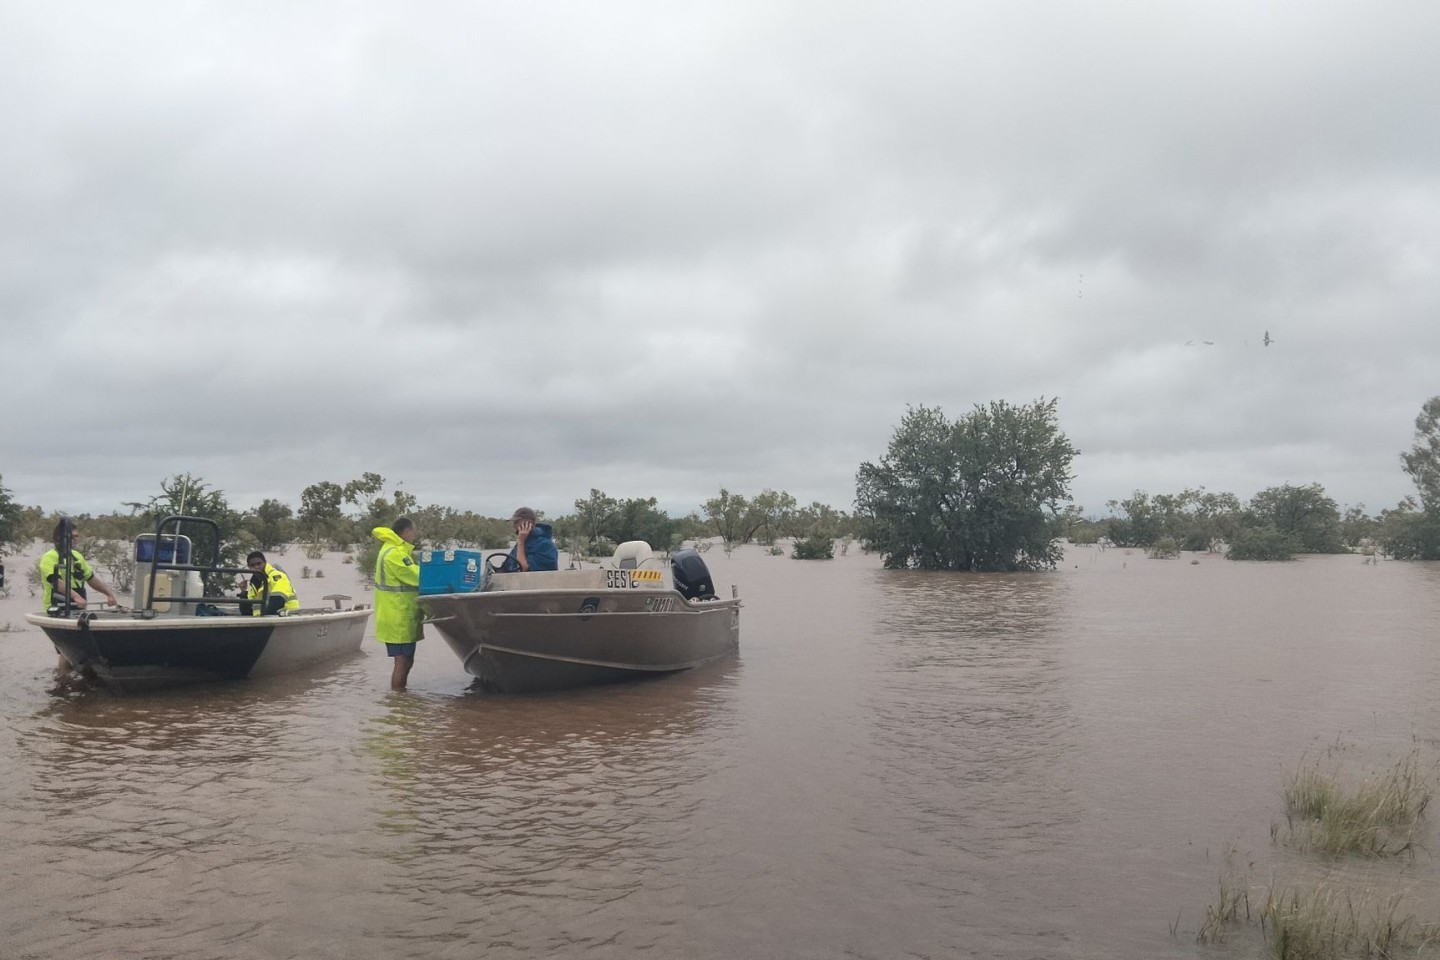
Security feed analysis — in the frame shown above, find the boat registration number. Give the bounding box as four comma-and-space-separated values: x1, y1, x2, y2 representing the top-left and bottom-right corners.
605, 569, 662, 589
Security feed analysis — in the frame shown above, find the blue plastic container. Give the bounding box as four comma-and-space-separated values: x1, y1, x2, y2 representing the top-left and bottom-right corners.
134, 534, 192, 564
419, 548, 484, 595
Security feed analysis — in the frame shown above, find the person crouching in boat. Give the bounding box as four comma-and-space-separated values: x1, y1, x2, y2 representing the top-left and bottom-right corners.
500, 507, 558, 572
239, 551, 300, 616
373, 516, 422, 691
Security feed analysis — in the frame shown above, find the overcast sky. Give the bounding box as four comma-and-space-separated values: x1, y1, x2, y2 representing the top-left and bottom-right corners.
3, 2, 1438, 522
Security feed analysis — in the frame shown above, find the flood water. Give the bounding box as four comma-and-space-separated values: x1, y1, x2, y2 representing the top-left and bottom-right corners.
5, 543, 1440, 959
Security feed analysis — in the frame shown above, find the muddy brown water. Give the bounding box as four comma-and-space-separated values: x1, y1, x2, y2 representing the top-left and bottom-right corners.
4, 544, 1440, 959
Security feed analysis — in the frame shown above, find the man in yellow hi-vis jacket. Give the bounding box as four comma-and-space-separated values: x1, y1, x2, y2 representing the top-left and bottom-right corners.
373, 517, 422, 690
241, 551, 301, 616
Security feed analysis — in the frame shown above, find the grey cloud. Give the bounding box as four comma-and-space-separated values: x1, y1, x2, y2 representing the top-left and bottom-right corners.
3, 2, 1439, 524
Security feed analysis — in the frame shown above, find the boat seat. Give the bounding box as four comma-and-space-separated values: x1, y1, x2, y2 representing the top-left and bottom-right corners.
612, 540, 654, 570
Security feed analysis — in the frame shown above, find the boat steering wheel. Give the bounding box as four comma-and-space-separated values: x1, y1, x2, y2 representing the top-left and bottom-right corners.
485, 552, 513, 575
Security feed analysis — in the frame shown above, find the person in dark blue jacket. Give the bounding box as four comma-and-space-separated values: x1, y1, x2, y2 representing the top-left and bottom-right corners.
502, 506, 558, 572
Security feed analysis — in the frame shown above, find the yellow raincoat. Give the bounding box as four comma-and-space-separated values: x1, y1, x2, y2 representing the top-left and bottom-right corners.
372, 526, 422, 644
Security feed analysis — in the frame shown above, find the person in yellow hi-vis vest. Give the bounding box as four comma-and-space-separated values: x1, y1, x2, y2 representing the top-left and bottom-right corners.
40, 518, 121, 672
39, 520, 120, 613
240, 551, 301, 616
373, 516, 422, 690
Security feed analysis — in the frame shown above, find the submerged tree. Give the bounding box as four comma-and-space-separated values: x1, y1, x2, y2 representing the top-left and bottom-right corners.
790, 534, 835, 560
1401, 396, 1440, 511
855, 399, 1078, 571
241, 498, 296, 552
1244, 483, 1346, 554
1106, 488, 1242, 551
748, 489, 798, 546
127, 473, 243, 591
298, 481, 346, 548
572, 489, 620, 554
0, 474, 24, 557
702, 489, 756, 549
606, 496, 680, 552
1389, 396, 1440, 559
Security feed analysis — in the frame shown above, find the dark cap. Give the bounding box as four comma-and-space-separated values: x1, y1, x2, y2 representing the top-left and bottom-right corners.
510, 506, 537, 523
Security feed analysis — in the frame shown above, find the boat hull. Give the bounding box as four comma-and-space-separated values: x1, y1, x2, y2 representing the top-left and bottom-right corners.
421, 588, 740, 694
25, 608, 372, 692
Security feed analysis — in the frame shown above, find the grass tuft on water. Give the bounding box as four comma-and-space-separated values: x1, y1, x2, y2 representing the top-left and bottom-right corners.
1197, 878, 1251, 943
1259, 883, 1439, 960
1280, 752, 1434, 858
1196, 871, 1440, 957
1196, 850, 1253, 944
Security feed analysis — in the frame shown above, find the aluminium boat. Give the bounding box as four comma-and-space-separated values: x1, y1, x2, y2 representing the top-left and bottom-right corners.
26, 515, 371, 692
419, 541, 740, 693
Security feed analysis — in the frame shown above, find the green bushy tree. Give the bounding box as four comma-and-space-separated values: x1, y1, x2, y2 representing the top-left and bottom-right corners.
1401, 396, 1440, 510
127, 473, 243, 592
1245, 483, 1345, 554
1148, 537, 1180, 559
1378, 502, 1440, 560
1105, 488, 1241, 551
791, 535, 834, 560
703, 489, 757, 549
1226, 527, 1299, 561
0, 474, 25, 557
298, 481, 346, 548
855, 398, 1078, 571
242, 498, 296, 552
1340, 505, 1379, 551
1391, 396, 1440, 559
343, 471, 418, 547
748, 489, 798, 546
607, 497, 680, 552
572, 489, 619, 555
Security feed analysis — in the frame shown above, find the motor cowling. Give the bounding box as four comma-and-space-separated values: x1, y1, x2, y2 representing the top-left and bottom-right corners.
671, 548, 717, 601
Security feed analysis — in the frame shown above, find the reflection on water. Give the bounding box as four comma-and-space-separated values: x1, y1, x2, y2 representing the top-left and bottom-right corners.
4, 547, 1440, 959
870, 572, 1074, 824
857, 572, 1085, 956
358, 668, 740, 951
9, 655, 376, 959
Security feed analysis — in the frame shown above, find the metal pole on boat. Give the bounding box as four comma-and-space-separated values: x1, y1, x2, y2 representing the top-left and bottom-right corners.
56, 514, 74, 616
176, 476, 190, 552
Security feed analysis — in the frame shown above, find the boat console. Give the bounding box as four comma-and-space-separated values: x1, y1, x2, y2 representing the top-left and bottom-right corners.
133, 533, 203, 615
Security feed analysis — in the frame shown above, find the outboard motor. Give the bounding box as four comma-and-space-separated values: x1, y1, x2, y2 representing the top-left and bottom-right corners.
671, 548, 717, 601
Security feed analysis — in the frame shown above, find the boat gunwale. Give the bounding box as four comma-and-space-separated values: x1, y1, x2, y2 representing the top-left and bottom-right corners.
24, 607, 372, 632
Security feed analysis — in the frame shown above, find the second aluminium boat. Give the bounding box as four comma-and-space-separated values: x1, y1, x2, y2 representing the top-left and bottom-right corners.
419, 541, 740, 693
